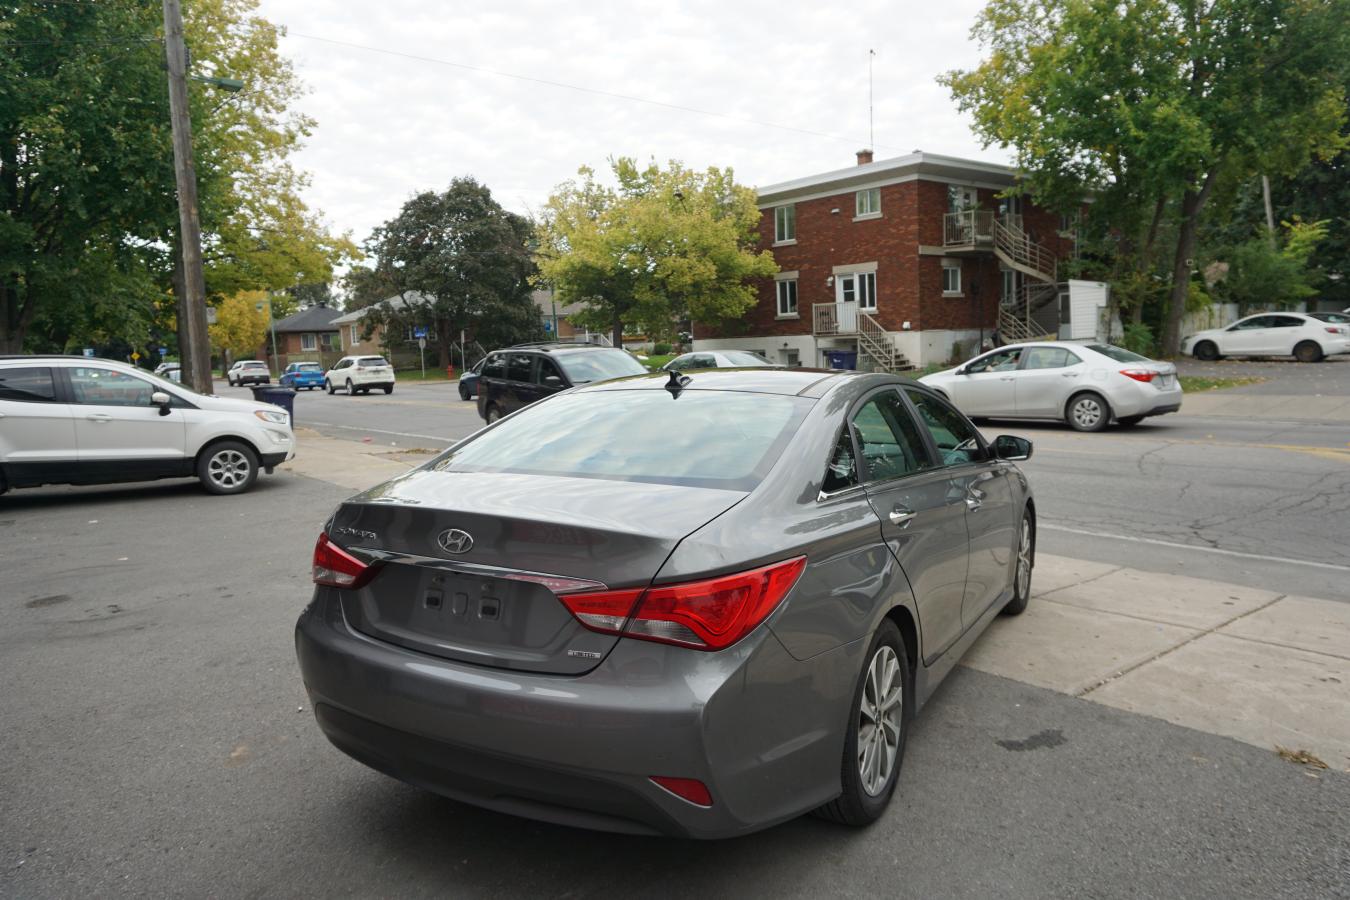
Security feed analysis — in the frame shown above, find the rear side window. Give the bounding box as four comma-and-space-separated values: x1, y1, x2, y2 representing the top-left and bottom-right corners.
483, 354, 506, 378
850, 390, 933, 482
435, 390, 811, 491
904, 389, 983, 467
506, 353, 533, 382
1022, 347, 1076, 370
0, 366, 57, 403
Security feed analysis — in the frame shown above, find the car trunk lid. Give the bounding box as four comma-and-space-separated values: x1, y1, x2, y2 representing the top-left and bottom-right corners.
327, 469, 745, 675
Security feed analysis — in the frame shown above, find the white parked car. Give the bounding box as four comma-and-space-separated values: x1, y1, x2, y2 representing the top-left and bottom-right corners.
324, 355, 396, 395
662, 350, 775, 371
1181, 312, 1350, 362
919, 342, 1182, 432
226, 359, 271, 386
0, 356, 294, 495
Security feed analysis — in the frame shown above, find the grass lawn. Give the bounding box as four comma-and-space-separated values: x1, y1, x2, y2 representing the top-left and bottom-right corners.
1178, 375, 1265, 392
643, 354, 677, 370
393, 368, 457, 383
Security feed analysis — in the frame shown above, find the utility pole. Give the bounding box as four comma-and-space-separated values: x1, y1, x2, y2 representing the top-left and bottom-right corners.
162, 0, 214, 394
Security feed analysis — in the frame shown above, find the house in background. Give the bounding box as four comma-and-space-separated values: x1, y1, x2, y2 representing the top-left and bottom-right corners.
532, 288, 614, 344
693, 150, 1082, 370
266, 304, 343, 371
332, 292, 441, 368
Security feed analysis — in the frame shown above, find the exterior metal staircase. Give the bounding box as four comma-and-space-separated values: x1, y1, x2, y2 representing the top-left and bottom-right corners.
944, 210, 1061, 344
998, 282, 1060, 344
857, 311, 911, 372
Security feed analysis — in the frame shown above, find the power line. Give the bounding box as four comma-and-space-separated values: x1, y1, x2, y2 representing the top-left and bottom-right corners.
285, 31, 904, 153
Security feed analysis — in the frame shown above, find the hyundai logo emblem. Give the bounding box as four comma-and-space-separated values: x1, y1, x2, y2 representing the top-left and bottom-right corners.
437, 528, 474, 555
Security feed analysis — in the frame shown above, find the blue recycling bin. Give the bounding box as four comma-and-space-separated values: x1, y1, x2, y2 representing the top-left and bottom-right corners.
824, 350, 858, 370
249, 384, 296, 426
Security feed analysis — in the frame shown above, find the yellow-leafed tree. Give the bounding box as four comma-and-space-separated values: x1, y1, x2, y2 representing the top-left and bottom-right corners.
210, 291, 270, 364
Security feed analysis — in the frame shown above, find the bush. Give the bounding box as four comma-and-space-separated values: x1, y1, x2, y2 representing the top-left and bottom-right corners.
1121, 322, 1155, 357
653, 342, 671, 355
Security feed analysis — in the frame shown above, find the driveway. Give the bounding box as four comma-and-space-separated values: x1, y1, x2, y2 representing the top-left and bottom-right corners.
1174, 354, 1350, 395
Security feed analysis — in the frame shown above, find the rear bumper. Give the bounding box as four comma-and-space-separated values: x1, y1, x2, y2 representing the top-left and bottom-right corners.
294, 590, 854, 838
1113, 382, 1183, 418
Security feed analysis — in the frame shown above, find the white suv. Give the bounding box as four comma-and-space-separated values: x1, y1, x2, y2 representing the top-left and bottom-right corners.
227, 359, 271, 386
0, 356, 295, 496
324, 356, 396, 395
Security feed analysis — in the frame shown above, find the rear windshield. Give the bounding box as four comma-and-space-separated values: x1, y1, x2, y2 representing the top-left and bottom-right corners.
296, 362, 322, 371
1085, 344, 1150, 363
243, 362, 267, 368
434, 390, 811, 490
358, 357, 389, 366
555, 350, 648, 384
722, 351, 773, 367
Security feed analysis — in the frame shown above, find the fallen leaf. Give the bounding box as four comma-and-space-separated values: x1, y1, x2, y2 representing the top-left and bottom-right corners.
1275, 746, 1328, 769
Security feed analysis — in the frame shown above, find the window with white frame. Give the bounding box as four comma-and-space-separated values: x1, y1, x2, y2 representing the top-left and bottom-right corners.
774, 205, 796, 243
300, 333, 317, 351
942, 263, 962, 295
349, 324, 359, 345
775, 278, 798, 317
1001, 267, 1016, 302
858, 272, 877, 311
855, 188, 880, 217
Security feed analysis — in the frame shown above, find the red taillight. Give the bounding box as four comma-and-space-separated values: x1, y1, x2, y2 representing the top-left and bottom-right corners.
312, 533, 380, 588
1120, 369, 1157, 383
1326, 326, 1345, 335
559, 556, 807, 651
650, 776, 713, 807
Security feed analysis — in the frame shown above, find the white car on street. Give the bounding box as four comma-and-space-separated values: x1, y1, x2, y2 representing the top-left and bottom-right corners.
1181, 312, 1350, 362
324, 356, 396, 395
919, 342, 1183, 432
0, 356, 294, 496
226, 359, 271, 386
662, 350, 774, 371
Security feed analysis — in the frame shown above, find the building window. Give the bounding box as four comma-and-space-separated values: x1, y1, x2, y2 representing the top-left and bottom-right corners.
774, 205, 796, 243
300, 333, 317, 351
855, 188, 880, 218
1059, 212, 1078, 234
1001, 267, 1016, 302
948, 185, 978, 212
858, 272, 877, 311
349, 325, 358, 345
943, 263, 962, 295
321, 332, 340, 351
776, 279, 798, 317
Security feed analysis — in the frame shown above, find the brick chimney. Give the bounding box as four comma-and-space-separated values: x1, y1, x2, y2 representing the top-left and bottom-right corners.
856, 149, 874, 165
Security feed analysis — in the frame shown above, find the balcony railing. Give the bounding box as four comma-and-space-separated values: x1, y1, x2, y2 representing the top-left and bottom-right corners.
943, 210, 995, 246
814, 303, 848, 335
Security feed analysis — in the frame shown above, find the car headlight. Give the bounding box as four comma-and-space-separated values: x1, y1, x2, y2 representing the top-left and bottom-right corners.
254, 409, 290, 425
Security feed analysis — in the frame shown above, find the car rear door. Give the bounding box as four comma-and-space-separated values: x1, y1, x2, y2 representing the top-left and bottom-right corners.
904, 387, 1018, 629
64, 365, 186, 464
1013, 346, 1084, 417
0, 365, 78, 480
851, 386, 970, 662
503, 352, 536, 412
1267, 315, 1310, 354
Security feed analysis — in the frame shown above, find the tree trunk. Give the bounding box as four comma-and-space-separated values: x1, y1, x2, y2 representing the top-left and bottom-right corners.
611, 312, 622, 349
0, 282, 23, 354
436, 319, 451, 370
1160, 172, 1218, 357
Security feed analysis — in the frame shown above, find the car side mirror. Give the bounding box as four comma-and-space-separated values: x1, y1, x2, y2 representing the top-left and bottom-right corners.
151, 391, 172, 416
993, 434, 1032, 461
542, 375, 563, 388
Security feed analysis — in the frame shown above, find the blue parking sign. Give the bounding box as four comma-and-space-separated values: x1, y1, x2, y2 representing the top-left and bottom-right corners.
413, 326, 428, 339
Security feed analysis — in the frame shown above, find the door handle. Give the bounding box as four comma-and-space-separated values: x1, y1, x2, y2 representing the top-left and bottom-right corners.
888, 505, 916, 527
999, 375, 1015, 381
85, 414, 112, 423
1061, 372, 1079, 377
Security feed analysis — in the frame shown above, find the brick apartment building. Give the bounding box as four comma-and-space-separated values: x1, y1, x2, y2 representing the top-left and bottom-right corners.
693, 151, 1079, 369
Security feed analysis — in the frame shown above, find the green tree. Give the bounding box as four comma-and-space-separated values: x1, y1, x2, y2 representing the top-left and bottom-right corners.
943, 0, 1350, 355
536, 158, 777, 347
364, 177, 541, 368
1217, 218, 1328, 311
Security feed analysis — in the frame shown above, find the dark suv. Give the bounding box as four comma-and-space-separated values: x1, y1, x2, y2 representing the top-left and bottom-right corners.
476, 342, 648, 422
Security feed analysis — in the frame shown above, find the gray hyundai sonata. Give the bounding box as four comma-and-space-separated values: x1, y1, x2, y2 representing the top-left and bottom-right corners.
296, 368, 1035, 838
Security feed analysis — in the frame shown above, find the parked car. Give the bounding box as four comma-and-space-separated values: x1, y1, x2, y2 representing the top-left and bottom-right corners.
324, 356, 395, 395
1181, 312, 1350, 362
296, 368, 1035, 837
476, 342, 648, 422
920, 342, 1182, 432
153, 360, 179, 376
279, 361, 326, 391
0, 355, 294, 496
1308, 311, 1350, 325
157, 363, 181, 382
663, 350, 775, 371
226, 360, 271, 386
457, 358, 485, 401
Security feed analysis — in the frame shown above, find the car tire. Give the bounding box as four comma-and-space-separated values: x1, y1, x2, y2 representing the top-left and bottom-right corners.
485, 404, 502, 424
1117, 415, 1144, 427
1066, 392, 1110, 432
1294, 341, 1324, 363
325, 380, 335, 395
383, 385, 393, 395
196, 441, 259, 495
459, 384, 471, 401
345, 379, 354, 395
1193, 341, 1221, 361
813, 619, 911, 827
1003, 510, 1034, 616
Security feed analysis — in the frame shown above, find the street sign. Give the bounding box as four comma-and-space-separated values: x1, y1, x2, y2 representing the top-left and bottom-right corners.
543, 320, 553, 332
413, 326, 428, 339
206, 307, 217, 324
159, 346, 169, 356
417, 337, 427, 350
131, 351, 141, 362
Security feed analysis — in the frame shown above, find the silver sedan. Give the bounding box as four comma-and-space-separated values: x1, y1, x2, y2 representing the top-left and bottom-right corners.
919, 342, 1182, 432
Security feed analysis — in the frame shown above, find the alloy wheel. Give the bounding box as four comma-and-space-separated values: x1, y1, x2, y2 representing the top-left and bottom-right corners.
857, 645, 904, 797
207, 449, 251, 490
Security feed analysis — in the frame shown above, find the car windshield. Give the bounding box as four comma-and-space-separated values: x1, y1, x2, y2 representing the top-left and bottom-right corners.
358, 357, 389, 366
555, 350, 648, 384
722, 351, 773, 367
433, 389, 811, 490
1085, 344, 1151, 363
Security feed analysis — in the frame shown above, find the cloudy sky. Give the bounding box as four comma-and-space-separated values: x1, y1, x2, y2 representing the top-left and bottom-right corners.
252, 0, 1009, 249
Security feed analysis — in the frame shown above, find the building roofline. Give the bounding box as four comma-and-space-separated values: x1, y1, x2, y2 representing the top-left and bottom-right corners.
755, 151, 1020, 205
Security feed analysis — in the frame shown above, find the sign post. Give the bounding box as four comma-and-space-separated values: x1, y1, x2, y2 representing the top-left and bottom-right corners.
417, 336, 427, 379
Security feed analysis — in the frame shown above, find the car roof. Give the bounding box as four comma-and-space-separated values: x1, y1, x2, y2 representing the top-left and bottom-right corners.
573, 366, 912, 398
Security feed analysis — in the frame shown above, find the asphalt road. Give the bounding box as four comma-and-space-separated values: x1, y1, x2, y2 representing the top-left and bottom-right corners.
3, 475, 1348, 898
221, 363, 1350, 602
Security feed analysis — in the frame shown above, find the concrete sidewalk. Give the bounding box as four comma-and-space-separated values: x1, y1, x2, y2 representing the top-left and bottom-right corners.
280, 426, 1350, 773
1179, 391, 1350, 422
